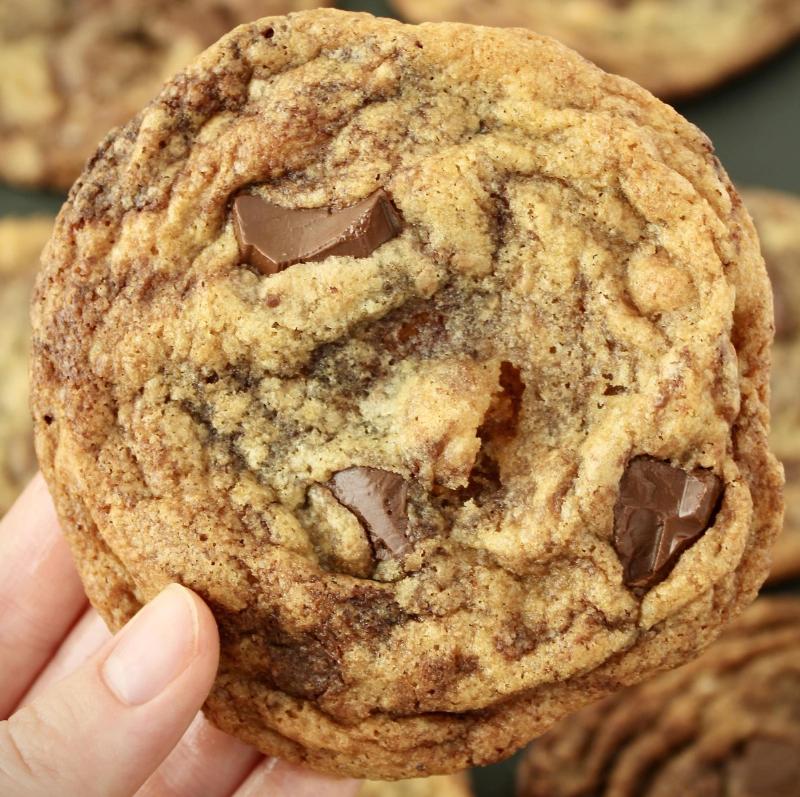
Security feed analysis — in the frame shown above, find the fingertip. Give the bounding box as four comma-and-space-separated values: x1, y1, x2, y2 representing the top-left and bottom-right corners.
1, 472, 58, 535
0, 586, 224, 797
170, 585, 221, 697
22, 472, 55, 515
101, 584, 219, 707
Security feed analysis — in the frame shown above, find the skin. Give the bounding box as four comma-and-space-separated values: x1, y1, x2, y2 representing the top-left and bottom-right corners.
0, 474, 362, 797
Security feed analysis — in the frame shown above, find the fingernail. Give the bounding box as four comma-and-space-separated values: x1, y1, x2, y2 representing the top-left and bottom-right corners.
102, 585, 199, 705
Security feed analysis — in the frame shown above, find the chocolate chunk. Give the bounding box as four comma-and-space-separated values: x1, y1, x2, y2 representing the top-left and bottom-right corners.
232, 190, 402, 275
329, 467, 411, 558
613, 457, 723, 591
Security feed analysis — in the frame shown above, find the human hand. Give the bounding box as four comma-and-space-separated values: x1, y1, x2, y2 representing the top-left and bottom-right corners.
0, 475, 361, 797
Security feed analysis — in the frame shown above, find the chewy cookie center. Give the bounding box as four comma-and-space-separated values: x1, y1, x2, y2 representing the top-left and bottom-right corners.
162, 140, 726, 590
185, 185, 524, 579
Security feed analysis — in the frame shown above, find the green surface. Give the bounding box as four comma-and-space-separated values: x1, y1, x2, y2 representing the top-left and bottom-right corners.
0, 185, 65, 217
677, 44, 800, 193
1, 4, 798, 795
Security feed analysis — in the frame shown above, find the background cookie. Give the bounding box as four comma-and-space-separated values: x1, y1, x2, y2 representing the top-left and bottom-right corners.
517, 597, 800, 797
362, 774, 473, 797
0, 216, 52, 514
743, 189, 800, 584
388, 0, 800, 99
31, 9, 781, 779
0, 0, 330, 190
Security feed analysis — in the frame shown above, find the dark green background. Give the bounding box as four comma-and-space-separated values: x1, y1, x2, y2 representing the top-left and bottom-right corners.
1, 2, 798, 794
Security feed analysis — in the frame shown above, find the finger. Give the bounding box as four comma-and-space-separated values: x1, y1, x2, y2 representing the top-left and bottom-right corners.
19, 606, 261, 797
234, 758, 362, 797
20, 609, 111, 706
0, 475, 87, 717
137, 713, 261, 797
0, 585, 219, 797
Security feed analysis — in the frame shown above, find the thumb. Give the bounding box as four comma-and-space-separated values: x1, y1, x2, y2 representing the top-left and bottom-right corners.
0, 584, 219, 797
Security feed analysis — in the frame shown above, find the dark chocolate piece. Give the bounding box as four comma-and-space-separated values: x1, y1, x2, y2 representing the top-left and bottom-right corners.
329, 467, 411, 557
613, 456, 722, 591
232, 190, 402, 275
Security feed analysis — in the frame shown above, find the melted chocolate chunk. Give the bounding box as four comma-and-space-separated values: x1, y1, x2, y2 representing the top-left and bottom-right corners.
329, 467, 411, 558
232, 190, 402, 275
614, 457, 723, 591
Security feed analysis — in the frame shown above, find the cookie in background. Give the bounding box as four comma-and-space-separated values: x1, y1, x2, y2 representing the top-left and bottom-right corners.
0, 216, 53, 515
361, 773, 473, 797
743, 189, 800, 584
0, 0, 330, 190
388, 0, 800, 99
517, 598, 800, 797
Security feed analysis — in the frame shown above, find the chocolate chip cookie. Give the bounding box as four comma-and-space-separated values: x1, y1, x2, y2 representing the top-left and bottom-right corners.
30, 9, 782, 779
517, 597, 800, 797
362, 774, 473, 797
742, 189, 800, 584
0, 216, 53, 515
389, 0, 800, 99
0, 0, 330, 190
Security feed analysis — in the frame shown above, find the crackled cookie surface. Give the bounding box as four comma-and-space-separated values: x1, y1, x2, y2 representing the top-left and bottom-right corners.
0, 0, 329, 189
31, 9, 781, 779
517, 598, 800, 797
389, 0, 800, 99
361, 774, 472, 797
0, 216, 53, 514
743, 189, 800, 584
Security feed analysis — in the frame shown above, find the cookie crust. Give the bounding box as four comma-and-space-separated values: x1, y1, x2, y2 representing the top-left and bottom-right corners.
389, 0, 800, 99
31, 10, 782, 779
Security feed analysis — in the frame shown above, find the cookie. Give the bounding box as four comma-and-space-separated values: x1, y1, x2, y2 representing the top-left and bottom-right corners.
361, 774, 473, 797
0, 216, 53, 514
742, 189, 800, 584
388, 0, 800, 99
30, 9, 782, 780
517, 597, 800, 797
0, 0, 330, 190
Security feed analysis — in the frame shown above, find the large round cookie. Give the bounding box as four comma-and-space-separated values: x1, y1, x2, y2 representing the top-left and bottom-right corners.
517, 598, 800, 797
0, 216, 53, 515
389, 0, 800, 99
743, 189, 800, 584
31, 9, 782, 779
362, 774, 472, 797
0, 0, 330, 190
